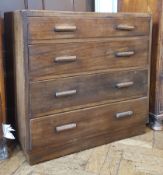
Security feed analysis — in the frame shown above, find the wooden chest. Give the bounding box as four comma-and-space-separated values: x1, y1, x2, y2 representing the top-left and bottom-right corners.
118, 0, 163, 130
4, 10, 152, 164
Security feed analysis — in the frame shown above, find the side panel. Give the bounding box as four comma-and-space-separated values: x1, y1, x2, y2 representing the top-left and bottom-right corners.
4, 12, 30, 150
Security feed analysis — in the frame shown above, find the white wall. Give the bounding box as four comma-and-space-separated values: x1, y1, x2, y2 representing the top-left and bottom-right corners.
95, 0, 117, 12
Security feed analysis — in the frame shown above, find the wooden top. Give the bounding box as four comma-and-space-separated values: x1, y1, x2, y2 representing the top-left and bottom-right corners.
10, 10, 151, 18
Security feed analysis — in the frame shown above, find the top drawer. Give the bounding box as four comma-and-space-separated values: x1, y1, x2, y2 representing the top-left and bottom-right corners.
28, 15, 150, 41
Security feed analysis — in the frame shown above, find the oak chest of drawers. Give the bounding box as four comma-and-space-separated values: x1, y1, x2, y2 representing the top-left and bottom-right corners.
5, 10, 152, 164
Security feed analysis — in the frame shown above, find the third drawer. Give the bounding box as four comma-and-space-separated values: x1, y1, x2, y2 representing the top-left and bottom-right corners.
29, 69, 148, 118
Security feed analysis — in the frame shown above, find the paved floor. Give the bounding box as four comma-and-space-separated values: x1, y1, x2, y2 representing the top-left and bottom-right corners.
0, 127, 163, 175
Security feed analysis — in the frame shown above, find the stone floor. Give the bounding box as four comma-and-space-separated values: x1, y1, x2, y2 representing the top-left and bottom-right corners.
0, 127, 163, 175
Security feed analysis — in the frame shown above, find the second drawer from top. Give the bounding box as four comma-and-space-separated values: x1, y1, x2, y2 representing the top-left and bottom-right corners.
29, 37, 149, 80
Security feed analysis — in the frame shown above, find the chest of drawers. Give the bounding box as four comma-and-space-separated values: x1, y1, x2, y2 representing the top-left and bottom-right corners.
5, 10, 152, 164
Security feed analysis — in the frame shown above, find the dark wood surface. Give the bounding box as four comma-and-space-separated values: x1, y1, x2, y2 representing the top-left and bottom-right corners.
118, 0, 163, 118
4, 10, 152, 164
29, 37, 149, 80
30, 69, 148, 118
0, 16, 6, 139
28, 123, 146, 164
31, 98, 148, 149
28, 15, 150, 41
156, 2, 163, 115
0, 17, 3, 139
0, 0, 94, 141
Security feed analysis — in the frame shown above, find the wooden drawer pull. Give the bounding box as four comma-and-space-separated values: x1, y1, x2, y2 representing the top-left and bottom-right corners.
116, 81, 134, 88
115, 51, 135, 57
55, 56, 77, 63
54, 25, 77, 32
116, 111, 133, 119
55, 89, 77, 98
56, 123, 77, 132
116, 24, 135, 31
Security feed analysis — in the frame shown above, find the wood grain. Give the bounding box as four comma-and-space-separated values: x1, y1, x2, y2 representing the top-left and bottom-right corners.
24, 10, 151, 17
0, 16, 6, 139
118, 0, 163, 118
30, 69, 148, 118
28, 15, 150, 41
4, 11, 151, 164
29, 37, 149, 80
28, 122, 146, 165
4, 12, 30, 150
30, 98, 148, 149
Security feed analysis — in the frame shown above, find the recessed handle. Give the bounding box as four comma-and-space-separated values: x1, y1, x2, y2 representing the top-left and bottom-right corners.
56, 123, 77, 132
116, 81, 134, 88
55, 56, 77, 63
54, 25, 77, 32
116, 24, 135, 31
116, 111, 133, 119
55, 89, 77, 98
115, 51, 135, 57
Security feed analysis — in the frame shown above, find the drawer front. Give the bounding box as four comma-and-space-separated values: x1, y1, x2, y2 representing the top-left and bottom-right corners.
30, 69, 148, 117
29, 37, 149, 79
28, 16, 150, 41
30, 98, 148, 149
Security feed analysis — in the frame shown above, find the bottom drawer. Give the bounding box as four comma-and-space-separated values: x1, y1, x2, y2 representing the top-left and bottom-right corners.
30, 97, 148, 149
28, 124, 145, 165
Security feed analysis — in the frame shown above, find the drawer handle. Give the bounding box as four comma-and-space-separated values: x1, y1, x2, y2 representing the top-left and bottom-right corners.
56, 123, 77, 132
55, 89, 77, 98
116, 24, 135, 31
55, 56, 77, 63
115, 51, 135, 57
54, 25, 77, 32
116, 81, 134, 88
116, 111, 133, 119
